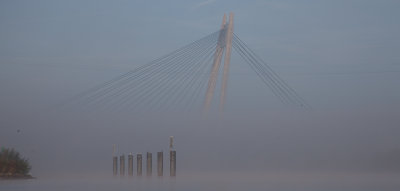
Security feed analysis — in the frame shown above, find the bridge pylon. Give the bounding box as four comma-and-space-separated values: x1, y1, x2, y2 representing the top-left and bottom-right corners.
204, 12, 234, 113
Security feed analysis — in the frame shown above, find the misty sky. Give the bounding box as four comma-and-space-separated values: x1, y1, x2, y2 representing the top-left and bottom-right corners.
0, 0, 399, 111
1, 0, 400, 181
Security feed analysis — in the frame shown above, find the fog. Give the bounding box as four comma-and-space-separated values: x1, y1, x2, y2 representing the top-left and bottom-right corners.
2, 107, 400, 190
2, 107, 400, 176
1, 0, 400, 190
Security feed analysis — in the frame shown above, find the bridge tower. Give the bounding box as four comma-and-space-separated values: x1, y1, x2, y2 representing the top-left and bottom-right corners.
204, 13, 234, 112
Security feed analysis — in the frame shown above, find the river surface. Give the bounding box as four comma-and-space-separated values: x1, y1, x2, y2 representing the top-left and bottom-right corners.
1, 172, 399, 191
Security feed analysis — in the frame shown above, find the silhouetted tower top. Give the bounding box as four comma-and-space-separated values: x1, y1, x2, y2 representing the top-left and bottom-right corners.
169, 136, 174, 151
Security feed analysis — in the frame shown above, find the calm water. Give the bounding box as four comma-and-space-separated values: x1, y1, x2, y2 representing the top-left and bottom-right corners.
1, 172, 399, 191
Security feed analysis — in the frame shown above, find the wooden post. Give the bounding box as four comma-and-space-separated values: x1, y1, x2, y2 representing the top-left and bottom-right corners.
113, 156, 118, 176
137, 153, 142, 176
128, 153, 133, 176
120, 155, 125, 176
170, 150, 176, 176
146, 152, 152, 176
157, 152, 163, 176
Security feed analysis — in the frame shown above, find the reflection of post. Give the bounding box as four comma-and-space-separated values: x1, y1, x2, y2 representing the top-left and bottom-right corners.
128, 153, 133, 176
170, 150, 176, 176
113, 156, 118, 176
137, 154, 142, 176
157, 152, 163, 176
120, 155, 125, 176
146, 152, 152, 176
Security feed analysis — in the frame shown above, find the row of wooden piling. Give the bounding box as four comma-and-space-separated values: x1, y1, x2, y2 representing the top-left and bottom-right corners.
113, 151, 176, 177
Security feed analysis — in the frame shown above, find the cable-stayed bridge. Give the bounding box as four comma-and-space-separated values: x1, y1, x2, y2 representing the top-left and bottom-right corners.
67, 13, 309, 112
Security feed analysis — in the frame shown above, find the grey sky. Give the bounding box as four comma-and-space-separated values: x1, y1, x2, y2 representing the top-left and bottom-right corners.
1, 0, 399, 110
1, 0, 400, 183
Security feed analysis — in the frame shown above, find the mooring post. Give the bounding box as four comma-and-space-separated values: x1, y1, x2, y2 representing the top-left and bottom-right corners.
113, 156, 118, 176
157, 152, 163, 176
120, 155, 125, 176
128, 153, 133, 176
170, 150, 176, 176
112, 144, 117, 176
137, 153, 142, 176
147, 152, 152, 176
